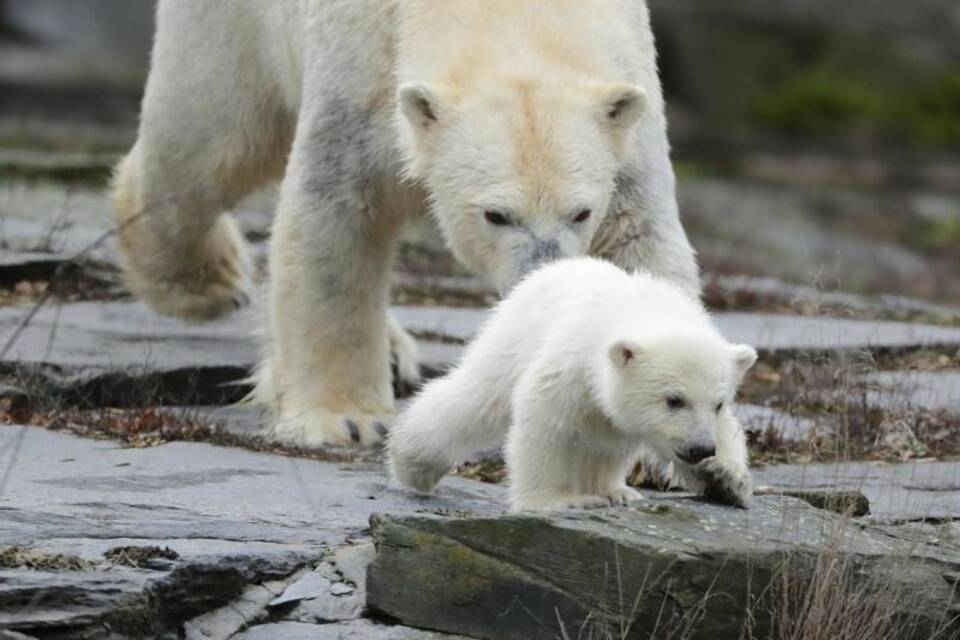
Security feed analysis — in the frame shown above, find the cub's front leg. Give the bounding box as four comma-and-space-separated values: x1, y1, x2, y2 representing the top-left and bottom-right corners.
675, 410, 753, 508
255, 101, 402, 448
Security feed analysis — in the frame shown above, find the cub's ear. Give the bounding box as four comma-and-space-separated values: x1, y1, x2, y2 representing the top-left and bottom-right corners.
608, 340, 644, 368
398, 83, 449, 136
597, 83, 647, 134
730, 344, 758, 376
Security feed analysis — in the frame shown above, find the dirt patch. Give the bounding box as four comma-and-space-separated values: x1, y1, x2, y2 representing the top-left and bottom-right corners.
455, 458, 508, 485
0, 259, 126, 306
392, 284, 495, 309
0, 546, 91, 571
1, 406, 385, 465
741, 351, 960, 465
104, 545, 180, 569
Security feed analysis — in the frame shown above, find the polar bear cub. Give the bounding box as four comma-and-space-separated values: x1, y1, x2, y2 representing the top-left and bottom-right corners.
388, 258, 757, 512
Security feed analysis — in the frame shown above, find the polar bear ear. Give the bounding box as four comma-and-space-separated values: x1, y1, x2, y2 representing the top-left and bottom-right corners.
730, 344, 758, 376
398, 83, 449, 136
597, 84, 647, 134
609, 340, 644, 368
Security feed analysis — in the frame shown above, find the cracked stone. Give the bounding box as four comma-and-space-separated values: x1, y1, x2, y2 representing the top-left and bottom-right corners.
0, 426, 503, 638
367, 497, 960, 640
233, 620, 471, 640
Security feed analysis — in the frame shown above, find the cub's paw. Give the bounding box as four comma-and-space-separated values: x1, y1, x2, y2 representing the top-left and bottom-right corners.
269, 407, 391, 448
388, 454, 450, 494
602, 486, 644, 506
513, 494, 614, 512
121, 214, 254, 321
694, 458, 753, 509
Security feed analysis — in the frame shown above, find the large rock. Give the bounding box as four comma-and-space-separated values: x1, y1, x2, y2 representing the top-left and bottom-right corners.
367, 497, 960, 640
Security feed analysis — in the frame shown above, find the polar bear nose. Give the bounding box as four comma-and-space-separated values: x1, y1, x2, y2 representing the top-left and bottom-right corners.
519, 239, 563, 277
677, 445, 716, 465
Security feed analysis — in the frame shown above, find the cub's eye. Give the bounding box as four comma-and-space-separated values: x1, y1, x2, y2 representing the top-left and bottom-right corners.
666, 395, 686, 410
715, 402, 724, 413
573, 209, 592, 224
484, 211, 512, 226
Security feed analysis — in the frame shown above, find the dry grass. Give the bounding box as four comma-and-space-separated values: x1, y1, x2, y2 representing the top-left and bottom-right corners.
0, 546, 91, 571
559, 542, 959, 640
756, 554, 953, 640
741, 349, 960, 465
104, 545, 180, 569
0, 405, 385, 464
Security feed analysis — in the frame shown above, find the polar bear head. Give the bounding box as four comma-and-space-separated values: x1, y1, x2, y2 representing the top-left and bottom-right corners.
397, 79, 646, 290
602, 333, 757, 465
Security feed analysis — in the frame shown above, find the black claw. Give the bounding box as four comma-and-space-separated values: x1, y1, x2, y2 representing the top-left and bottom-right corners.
344, 419, 361, 443
373, 421, 388, 437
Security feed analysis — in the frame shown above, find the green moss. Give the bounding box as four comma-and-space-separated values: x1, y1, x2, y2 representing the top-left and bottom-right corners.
905, 216, 960, 252
749, 66, 960, 149
751, 73, 882, 138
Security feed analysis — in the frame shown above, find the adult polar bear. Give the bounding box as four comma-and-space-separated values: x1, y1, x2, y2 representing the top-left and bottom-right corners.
113, 0, 699, 447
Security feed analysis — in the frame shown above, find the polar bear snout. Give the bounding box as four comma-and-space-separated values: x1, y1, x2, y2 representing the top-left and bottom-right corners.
518, 238, 565, 279
676, 444, 717, 466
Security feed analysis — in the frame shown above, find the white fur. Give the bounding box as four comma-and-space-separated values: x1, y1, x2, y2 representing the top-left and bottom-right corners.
113, 0, 699, 447
389, 258, 756, 512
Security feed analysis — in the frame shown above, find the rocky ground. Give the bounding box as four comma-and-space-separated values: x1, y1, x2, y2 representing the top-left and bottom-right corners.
0, 153, 958, 639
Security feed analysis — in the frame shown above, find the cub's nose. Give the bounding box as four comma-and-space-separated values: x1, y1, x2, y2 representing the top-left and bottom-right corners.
677, 445, 716, 465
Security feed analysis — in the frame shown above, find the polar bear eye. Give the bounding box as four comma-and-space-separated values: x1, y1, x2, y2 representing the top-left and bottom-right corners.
715, 402, 724, 413
665, 395, 686, 410
573, 209, 592, 224
484, 211, 513, 227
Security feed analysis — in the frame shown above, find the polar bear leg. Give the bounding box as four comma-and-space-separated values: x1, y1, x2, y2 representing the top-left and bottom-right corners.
674, 411, 753, 508
254, 86, 410, 448
507, 365, 640, 512
387, 313, 422, 398
389, 367, 513, 493
113, 3, 293, 321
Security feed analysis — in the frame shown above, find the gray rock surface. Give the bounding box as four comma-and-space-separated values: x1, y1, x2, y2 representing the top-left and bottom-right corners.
864, 370, 960, 412
736, 404, 814, 442
271, 544, 374, 624
234, 621, 469, 640
754, 460, 960, 522
0, 426, 503, 638
368, 497, 960, 640
2, 300, 956, 409
395, 305, 960, 354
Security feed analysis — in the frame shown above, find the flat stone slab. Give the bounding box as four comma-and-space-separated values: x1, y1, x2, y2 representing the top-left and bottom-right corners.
394, 306, 960, 354
367, 498, 960, 640
0, 426, 503, 638
234, 621, 469, 640
736, 404, 814, 442
0, 302, 458, 405
2, 301, 958, 408
753, 460, 960, 522
864, 370, 960, 413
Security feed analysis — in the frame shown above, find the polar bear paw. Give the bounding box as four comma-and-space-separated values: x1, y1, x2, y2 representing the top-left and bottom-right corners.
694, 458, 753, 509
389, 453, 451, 494
513, 493, 632, 512
121, 214, 254, 321
270, 407, 391, 448
601, 486, 644, 506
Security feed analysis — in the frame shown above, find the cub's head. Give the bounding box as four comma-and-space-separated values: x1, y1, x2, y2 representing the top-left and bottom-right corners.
397, 79, 647, 291
601, 333, 758, 466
